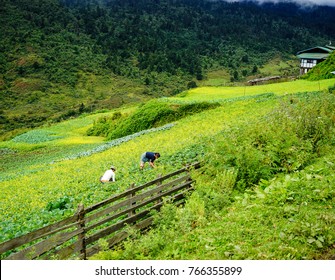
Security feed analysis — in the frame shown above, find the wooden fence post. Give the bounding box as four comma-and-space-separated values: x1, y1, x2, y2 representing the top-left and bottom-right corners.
185, 164, 193, 190
128, 183, 136, 217
77, 204, 86, 260
156, 174, 162, 204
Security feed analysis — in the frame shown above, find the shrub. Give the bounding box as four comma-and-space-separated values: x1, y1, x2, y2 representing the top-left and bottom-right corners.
87, 112, 123, 137
187, 81, 197, 89
328, 83, 335, 94
46, 196, 73, 212
89, 100, 220, 140
107, 100, 175, 140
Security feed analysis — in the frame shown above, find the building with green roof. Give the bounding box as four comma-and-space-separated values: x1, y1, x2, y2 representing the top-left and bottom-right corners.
296, 45, 335, 75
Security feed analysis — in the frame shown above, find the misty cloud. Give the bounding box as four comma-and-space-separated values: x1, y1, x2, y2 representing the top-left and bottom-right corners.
219, 0, 335, 7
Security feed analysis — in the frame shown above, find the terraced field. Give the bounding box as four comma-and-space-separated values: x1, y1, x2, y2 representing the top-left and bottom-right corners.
1, 78, 335, 260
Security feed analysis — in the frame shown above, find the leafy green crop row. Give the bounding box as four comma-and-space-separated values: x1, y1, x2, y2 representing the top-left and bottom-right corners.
11, 130, 64, 144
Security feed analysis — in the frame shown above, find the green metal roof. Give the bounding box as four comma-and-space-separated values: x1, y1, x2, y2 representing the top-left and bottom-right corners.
297, 46, 333, 55
297, 53, 330, 60
317, 46, 333, 52
326, 45, 335, 50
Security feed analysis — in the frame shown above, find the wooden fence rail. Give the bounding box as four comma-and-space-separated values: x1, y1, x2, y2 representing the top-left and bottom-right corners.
0, 162, 200, 260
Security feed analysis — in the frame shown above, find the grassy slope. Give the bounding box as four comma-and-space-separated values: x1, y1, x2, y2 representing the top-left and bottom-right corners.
1, 79, 335, 259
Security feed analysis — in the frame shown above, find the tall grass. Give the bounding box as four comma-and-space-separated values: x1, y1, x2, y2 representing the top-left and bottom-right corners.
92, 91, 335, 260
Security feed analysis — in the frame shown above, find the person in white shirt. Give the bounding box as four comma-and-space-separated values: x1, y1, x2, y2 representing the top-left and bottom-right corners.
100, 166, 116, 183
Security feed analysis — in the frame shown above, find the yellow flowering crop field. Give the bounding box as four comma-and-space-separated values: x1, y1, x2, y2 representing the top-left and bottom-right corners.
168, 78, 335, 102
0, 78, 333, 245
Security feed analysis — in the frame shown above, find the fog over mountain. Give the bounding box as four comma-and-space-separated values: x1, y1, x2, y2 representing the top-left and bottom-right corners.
219, 0, 335, 7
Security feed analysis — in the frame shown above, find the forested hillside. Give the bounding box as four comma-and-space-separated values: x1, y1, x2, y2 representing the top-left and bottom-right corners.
1, 0, 335, 136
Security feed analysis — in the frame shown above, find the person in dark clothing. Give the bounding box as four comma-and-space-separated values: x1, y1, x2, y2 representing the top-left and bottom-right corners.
140, 152, 160, 169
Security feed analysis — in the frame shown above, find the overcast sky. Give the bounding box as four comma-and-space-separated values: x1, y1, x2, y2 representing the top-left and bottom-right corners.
220, 0, 335, 7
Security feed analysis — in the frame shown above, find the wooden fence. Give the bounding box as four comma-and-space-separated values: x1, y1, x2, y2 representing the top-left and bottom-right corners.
0, 162, 200, 260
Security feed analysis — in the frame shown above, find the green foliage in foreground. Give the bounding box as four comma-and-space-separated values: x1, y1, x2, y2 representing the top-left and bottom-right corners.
92, 92, 335, 260
302, 51, 335, 81
212, 92, 335, 191
87, 100, 220, 140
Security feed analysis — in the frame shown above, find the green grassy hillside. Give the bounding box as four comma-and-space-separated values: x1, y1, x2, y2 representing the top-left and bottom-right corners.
302, 51, 335, 81
1, 79, 335, 260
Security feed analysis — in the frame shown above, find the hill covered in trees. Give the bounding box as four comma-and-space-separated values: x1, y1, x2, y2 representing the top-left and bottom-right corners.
1, 0, 335, 137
